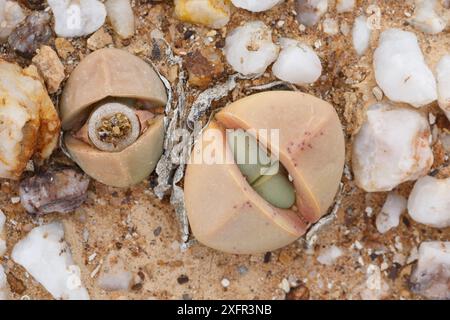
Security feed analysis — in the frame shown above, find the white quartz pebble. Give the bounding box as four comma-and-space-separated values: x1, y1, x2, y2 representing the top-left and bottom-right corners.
105, 0, 135, 39
441, 131, 450, 153
295, 0, 328, 27
353, 104, 433, 192
409, 0, 448, 34
174, 0, 230, 29
410, 242, 450, 299
98, 251, 132, 292
436, 54, 450, 120
0, 212, 9, 299
407, 176, 450, 228
352, 16, 371, 56
98, 270, 132, 292
336, 0, 354, 13
375, 193, 407, 234
373, 29, 437, 108
317, 245, 343, 266
231, 0, 284, 12
322, 18, 339, 35
0, 0, 25, 41
360, 264, 389, 300
224, 21, 279, 76
0, 265, 9, 300
272, 38, 322, 85
48, 0, 106, 38
12, 222, 90, 300
0, 210, 5, 257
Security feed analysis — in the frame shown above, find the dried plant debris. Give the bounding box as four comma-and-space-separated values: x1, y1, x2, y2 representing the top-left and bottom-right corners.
305, 183, 343, 248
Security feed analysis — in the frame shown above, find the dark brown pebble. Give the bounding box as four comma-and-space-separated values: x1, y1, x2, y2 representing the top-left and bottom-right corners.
177, 274, 189, 285
263, 252, 272, 263
151, 40, 162, 61
18, 0, 46, 10
402, 216, 411, 228
215, 38, 226, 49
285, 285, 310, 300
137, 271, 146, 281
369, 253, 379, 261
183, 29, 195, 40
388, 263, 402, 280
182, 293, 192, 300
153, 226, 162, 237
131, 283, 143, 291
8, 11, 53, 59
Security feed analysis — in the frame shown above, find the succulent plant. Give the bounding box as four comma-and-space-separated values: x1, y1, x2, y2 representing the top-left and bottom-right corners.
60, 48, 168, 188
184, 91, 345, 254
